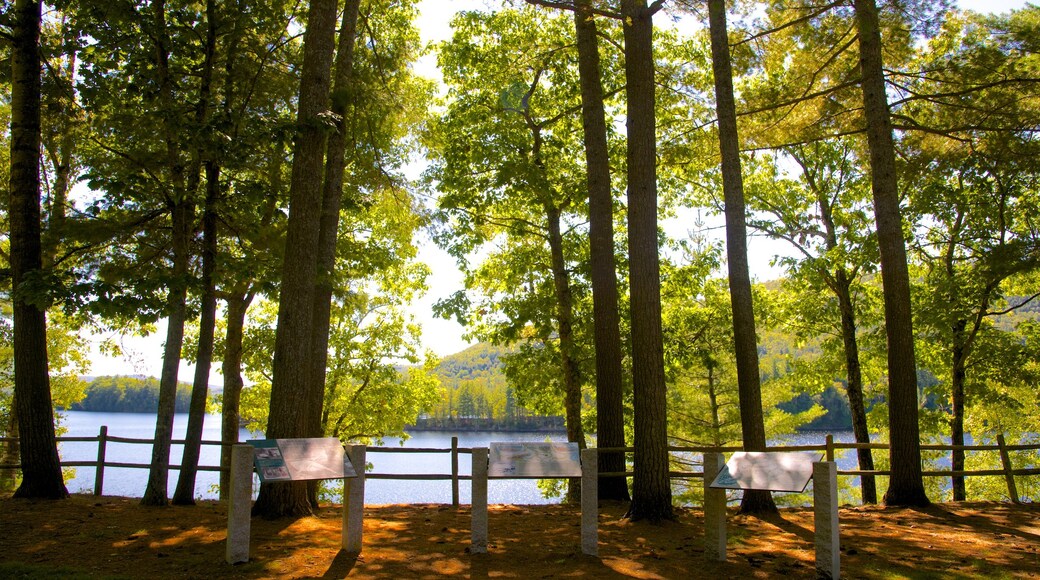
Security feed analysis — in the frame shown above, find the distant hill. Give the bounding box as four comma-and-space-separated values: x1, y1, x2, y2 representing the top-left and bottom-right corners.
68, 376, 195, 413
418, 342, 566, 431
433, 342, 512, 383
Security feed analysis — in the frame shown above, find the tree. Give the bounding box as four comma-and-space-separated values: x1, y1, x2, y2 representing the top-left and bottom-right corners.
236, 189, 438, 444
7, 0, 68, 500
572, 0, 630, 502
621, 0, 672, 522
306, 0, 362, 495
903, 7, 1040, 499
253, 0, 340, 519
853, 0, 929, 506
173, 0, 221, 506
706, 0, 776, 514
745, 139, 882, 504
139, 0, 199, 507
429, 7, 598, 500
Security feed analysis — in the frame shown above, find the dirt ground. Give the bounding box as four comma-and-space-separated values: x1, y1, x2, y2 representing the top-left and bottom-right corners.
1, 494, 1038, 579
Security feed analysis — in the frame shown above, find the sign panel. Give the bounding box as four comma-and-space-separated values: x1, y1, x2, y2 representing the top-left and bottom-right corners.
488, 442, 582, 478
248, 437, 356, 483
709, 451, 823, 493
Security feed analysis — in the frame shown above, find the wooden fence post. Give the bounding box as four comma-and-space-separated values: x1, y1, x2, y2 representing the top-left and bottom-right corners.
826, 433, 834, 462
997, 434, 1020, 504
452, 436, 459, 508
94, 425, 108, 496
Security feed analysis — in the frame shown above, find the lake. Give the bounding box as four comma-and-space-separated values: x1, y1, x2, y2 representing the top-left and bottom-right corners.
57, 411, 859, 504
58, 411, 573, 504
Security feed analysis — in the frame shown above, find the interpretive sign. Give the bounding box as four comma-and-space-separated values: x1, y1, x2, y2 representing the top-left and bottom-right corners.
488, 442, 582, 478
248, 437, 356, 483
472, 445, 598, 556
228, 442, 367, 564
709, 451, 823, 493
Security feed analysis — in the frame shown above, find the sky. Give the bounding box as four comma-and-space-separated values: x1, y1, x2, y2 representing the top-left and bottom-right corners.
85, 0, 1033, 380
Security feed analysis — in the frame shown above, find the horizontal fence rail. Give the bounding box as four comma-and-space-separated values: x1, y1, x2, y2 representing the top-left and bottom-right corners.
1, 428, 1037, 504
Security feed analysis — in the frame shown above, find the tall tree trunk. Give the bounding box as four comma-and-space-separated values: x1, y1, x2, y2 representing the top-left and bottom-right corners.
573, 0, 629, 502
305, 0, 362, 508
142, 200, 191, 506
10, 0, 68, 500
800, 145, 878, 504
547, 204, 586, 504
707, 0, 776, 515
621, 0, 672, 522
219, 289, 253, 500
173, 162, 220, 505
852, 0, 929, 507
142, 0, 194, 507
173, 0, 220, 506
253, 0, 339, 519
834, 269, 877, 504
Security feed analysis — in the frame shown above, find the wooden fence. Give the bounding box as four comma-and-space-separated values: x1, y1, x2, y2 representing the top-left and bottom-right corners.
2, 427, 1038, 504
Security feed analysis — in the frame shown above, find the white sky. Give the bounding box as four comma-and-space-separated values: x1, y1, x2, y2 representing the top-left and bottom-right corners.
86, 0, 1033, 380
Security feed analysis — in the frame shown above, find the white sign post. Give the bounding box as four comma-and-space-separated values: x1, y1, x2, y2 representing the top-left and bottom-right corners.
226, 444, 254, 564
472, 442, 597, 556
225, 438, 362, 565
580, 448, 598, 556
702, 452, 727, 562
471, 447, 489, 554
343, 444, 366, 555
707, 451, 839, 578
814, 461, 839, 579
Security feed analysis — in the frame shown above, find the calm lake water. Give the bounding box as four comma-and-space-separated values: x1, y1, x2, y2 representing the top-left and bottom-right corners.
58, 411, 571, 504
57, 411, 862, 504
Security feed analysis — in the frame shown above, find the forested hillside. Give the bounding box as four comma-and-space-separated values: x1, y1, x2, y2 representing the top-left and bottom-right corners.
425, 341, 866, 433
418, 343, 564, 431
68, 377, 195, 414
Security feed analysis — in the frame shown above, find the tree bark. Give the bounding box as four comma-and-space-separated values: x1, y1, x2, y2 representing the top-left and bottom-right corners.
852, 0, 929, 507
173, 0, 220, 506
142, 200, 191, 507
950, 318, 968, 501
707, 0, 777, 514
798, 145, 877, 505
219, 125, 278, 501
305, 0, 362, 508
142, 0, 194, 507
219, 289, 253, 500
546, 203, 587, 503
621, 0, 672, 522
172, 161, 220, 505
573, 0, 630, 502
9, 0, 68, 500
253, 0, 339, 519
9, 0, 67, 503
834, 269, 877, 504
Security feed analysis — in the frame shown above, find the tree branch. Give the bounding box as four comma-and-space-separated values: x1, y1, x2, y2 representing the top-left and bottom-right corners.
525, 0, 624, 19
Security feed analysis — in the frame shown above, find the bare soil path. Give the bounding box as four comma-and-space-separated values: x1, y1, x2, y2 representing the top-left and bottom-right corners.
1, 495, 1037, 579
